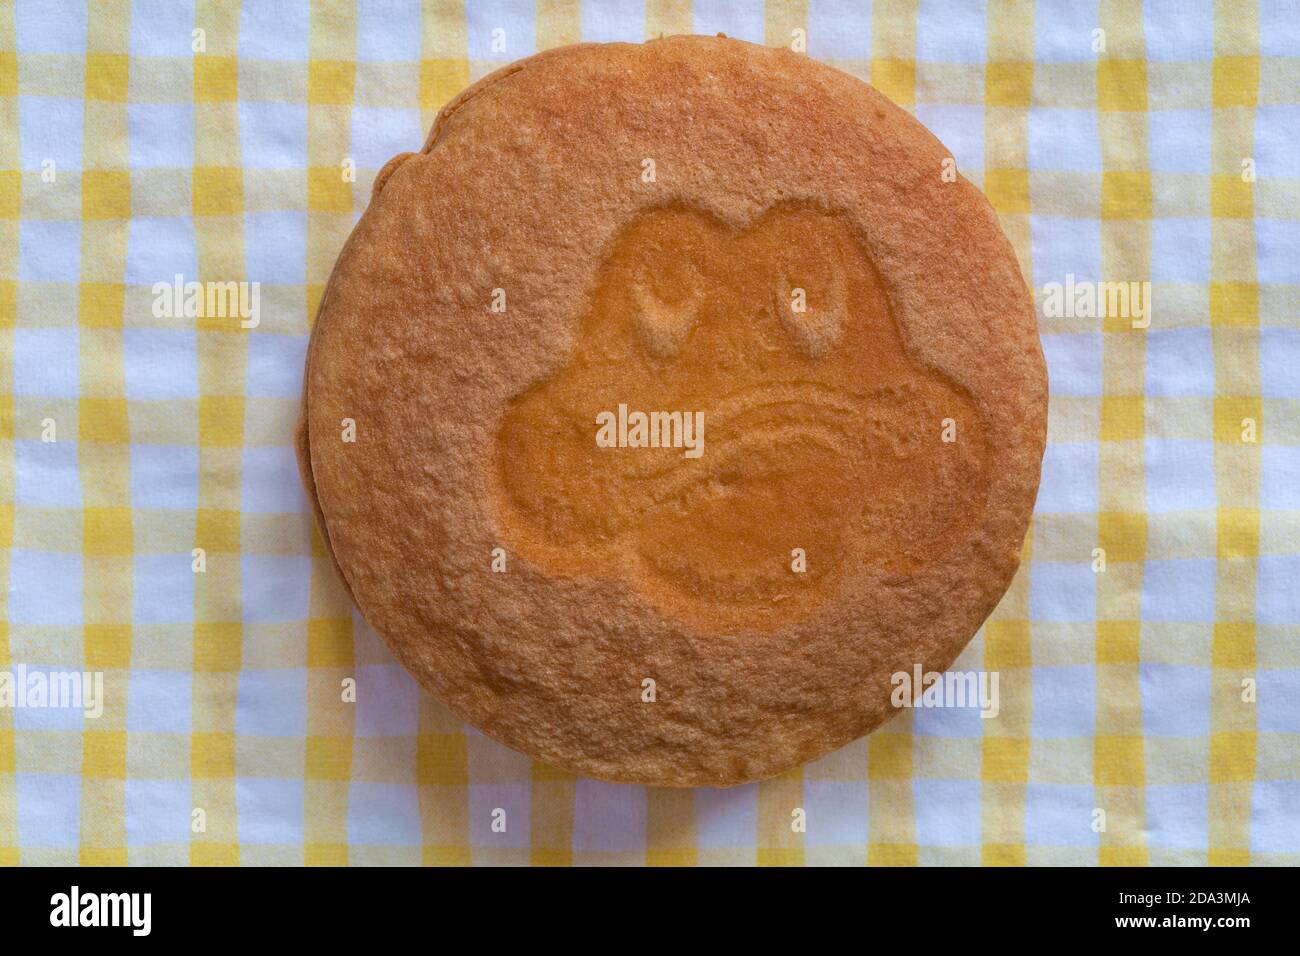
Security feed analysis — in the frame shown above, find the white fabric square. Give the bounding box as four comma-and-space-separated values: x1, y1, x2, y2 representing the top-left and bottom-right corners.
806, 0, 872, 58
128, 670, 193, 733
350, 106, 424, 169
916, 104, 985, 174
1042, 332, 1103, 396
129, 0, 196, 58
238, 0, 309, 61
238, 102, 307, 169
1030, 562, 1097, 622
244, 212, 306, 285
123, 329, 198, 400
15, 439, 81, 507
1262, 445, 1300, 511
237, 778, 305, 845
804, 780, 870, 846
1146, 328, 1214, 397
1151, 217, 1211, 284
1037, 441, 1099, 513
468, 784, 531, 848
246, 332, 307, 398
1033, 0, 1100, 63
19, 220, 81, 283
581, 0, 644, 43
1142, 559, 1217, 623
348, 782, 422, 845
242, 445, 308, 514
125, 218, 198, 288
20, 96, 84, 172
702, 0, 769, 47
1029, 107, 1102, 173
241, 555, 312, 624
467, 0, 538, 60
573, 779, 647, 853
131, 443, 200, 511
1256, 217, 1300, 285
1261, 329, 1300, 397
133, 554, 196, 625
695, 785, 759, 849
1141, 664, 1212, 736
1146, 784, 1209, 850
236, 668, 307, 736
15, 2, 86, 54
128, 104, 195, 169
1143, 0, 1214, 62
14, 327, 79, 397
1148, 109, 1212, 173
356, 0, 424, 61
8, 551, 82, 626
1031, 215, 1102, 289
917, 0, 986, 63
1145, 440, 1216, 512
1259, 0, 1300, 57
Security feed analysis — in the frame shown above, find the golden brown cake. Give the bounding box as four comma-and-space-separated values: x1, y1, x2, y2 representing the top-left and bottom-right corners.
297, 36, 1048, 786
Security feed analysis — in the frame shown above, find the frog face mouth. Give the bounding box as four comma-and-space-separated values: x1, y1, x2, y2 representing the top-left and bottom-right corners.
492, 204, 991, 628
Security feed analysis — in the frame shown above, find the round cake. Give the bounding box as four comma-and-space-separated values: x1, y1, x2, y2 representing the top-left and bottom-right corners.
297, 36, 1048, 786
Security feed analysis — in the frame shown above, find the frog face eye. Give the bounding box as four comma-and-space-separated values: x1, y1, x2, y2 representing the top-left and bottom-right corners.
771, 231, 848, 359
630, 253, 704, 358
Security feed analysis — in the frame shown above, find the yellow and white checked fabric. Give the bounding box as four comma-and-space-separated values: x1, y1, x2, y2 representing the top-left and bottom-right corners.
1, 0, 1298, 866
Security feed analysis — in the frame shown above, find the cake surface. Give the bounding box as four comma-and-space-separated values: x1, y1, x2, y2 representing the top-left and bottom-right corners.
298, 36, 1048, 786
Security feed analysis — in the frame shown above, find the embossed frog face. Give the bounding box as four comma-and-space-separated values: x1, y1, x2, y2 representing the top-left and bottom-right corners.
493, 205, 990, 629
